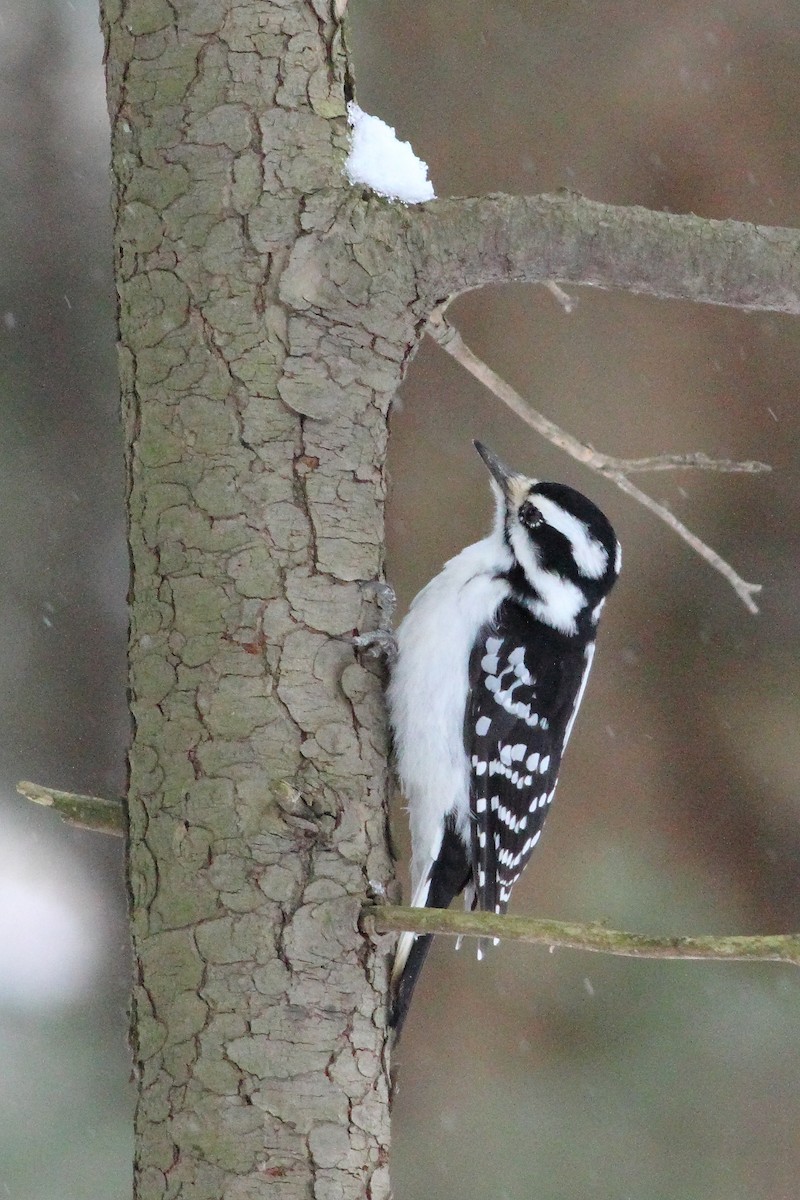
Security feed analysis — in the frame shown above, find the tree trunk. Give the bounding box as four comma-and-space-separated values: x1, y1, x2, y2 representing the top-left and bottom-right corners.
100, 2, 408, 1195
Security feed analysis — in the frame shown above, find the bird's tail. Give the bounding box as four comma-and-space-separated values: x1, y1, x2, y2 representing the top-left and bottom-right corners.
389, 818, 470, 1037
390, 930, 434, 1034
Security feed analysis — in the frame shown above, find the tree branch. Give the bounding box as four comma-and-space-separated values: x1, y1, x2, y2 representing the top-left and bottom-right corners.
362, 904, 800, 968
427, 310, 765, 613
416, 192, 800, 312
17, 780, 125, 836
608, 472, 762, 612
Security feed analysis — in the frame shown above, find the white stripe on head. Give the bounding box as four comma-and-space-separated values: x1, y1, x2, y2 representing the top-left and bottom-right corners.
530, 494, 609, 579
509, 525, 584, 635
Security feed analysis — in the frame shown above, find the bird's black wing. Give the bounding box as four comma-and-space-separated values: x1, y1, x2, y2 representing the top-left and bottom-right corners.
465, 599, 593, 915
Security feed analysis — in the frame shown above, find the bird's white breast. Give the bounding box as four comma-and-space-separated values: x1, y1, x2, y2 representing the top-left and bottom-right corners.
387, 536, 511, 896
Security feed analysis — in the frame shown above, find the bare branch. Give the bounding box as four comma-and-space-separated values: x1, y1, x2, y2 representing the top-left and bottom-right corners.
362, 904, 800, 968
17, 780, 125, 837
543, 280, 578, 313
608, 451, 769, 474
416, 192, 800, 313
427, 310, 764, 613
608, 472, 762, 613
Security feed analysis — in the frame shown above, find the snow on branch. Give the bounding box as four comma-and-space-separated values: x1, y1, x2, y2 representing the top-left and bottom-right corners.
345, 103, 435, 204
427, 309, 767, 613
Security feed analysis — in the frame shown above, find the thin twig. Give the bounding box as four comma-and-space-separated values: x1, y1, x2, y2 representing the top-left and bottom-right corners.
17, 780, 125, 836
609, 473, 761, 613
427, 308, 766, 613
606, 450, 769, 474
362, 904, 800, 968
543, 280, 578, 313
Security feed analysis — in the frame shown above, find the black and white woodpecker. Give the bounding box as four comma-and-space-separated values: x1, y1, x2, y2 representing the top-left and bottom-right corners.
387, 441, 621, 1033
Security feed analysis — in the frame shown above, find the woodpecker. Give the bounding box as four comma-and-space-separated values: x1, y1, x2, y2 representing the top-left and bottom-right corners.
387, 441, 620, 1033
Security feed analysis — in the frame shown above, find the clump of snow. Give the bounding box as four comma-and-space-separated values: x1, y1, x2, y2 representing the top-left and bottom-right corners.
344, 102, 435, 204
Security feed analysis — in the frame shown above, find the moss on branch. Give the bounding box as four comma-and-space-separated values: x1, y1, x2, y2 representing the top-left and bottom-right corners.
17, 780, 125, 836
362, 904, 800, 967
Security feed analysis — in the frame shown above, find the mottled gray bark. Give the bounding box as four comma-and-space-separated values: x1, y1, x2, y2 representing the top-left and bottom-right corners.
99, 2, 800, 1198
297, 192, 800, 316
100, 2, 409, 1197
416, 193, 800, 311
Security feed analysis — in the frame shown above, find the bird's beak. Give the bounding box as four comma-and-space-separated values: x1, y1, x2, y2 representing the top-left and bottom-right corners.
473, 441, 516, 499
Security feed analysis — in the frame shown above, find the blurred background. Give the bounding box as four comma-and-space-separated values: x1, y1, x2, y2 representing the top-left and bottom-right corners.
0, 1, 131, 1198
1, 1, 798, 1197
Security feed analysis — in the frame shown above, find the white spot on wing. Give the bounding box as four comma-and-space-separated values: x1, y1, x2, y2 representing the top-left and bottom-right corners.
591, 599, 605, 624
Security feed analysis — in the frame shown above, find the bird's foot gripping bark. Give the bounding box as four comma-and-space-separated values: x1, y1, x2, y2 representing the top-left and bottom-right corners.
350, 581, 398, 663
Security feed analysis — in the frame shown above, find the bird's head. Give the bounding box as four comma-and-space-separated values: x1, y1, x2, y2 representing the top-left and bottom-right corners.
474, 440, 621, 635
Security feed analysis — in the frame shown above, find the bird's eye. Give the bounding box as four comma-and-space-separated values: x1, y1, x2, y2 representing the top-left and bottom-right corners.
519, 501, 543, 530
